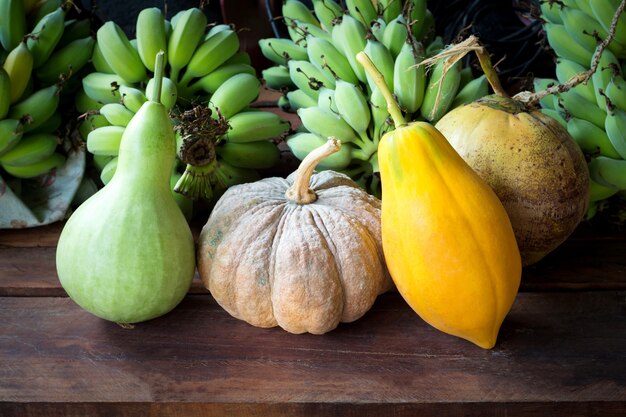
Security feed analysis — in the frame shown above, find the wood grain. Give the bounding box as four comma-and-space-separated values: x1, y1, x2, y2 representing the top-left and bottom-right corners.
2, 224, 624, 296
1, 292, 625, 413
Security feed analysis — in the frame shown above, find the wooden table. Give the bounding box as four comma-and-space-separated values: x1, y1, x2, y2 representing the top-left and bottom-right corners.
1, 219, 625, 416
1, 91, 626, 416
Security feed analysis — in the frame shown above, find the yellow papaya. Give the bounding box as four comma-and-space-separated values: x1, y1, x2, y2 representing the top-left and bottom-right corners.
357, 52, 521, 349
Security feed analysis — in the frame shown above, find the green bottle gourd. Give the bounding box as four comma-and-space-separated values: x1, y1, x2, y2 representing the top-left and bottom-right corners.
56, 52, 195, 324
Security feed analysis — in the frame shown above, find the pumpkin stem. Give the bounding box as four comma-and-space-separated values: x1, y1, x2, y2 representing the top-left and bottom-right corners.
285, 137, 341, 204
149, 50, 165, 104
356, 51, 407, 128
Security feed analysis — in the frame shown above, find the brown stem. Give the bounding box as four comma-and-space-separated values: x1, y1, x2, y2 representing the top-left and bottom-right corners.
418, 35, 508, 99
285, 137, 341, 204
514, 0, 626, 106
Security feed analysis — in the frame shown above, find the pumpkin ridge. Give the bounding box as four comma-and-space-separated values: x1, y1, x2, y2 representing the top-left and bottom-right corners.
267, 201, 293, 316
307, 205, 346, 320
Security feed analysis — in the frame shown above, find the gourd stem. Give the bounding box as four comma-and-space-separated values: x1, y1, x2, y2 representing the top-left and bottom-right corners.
474, 45, 508, 98
356, 51, 407, 128
150, 50, 165, 104
285, 137, 341, 204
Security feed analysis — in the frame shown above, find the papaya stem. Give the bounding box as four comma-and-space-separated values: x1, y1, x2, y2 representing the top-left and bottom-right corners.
150, 50, 165, 104
285, 137, 341, 204
356, 51, 407, 128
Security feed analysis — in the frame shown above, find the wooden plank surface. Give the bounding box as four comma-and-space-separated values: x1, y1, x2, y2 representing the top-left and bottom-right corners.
1, 291, 625, 416
2, 222, 625, 296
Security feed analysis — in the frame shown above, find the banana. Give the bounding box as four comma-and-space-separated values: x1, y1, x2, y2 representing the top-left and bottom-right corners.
212, 160, 260, 189
590, 0, 626, 58
225, 111, 290, 143
167, 8, 208, 82
412, 8, 434, 42
216, 140, 280, 169
26, 5, 66, 68
209, 73, 260, 119
57, 18, 91, 49
1, 152, 64, 178
363, 39, 395, 94
92, 154, 113, 172
591, 48, 620, 111
589, 178, 619, 202
78, 114, 109, 140
259, 38, 308, 65
287, 132, 353, 170
27, 0, 61, 27
287, 20, 333, 46
331, 15, 368, 83
205, 23, 231, 39
382, 15, 409, 59
558, 89, 607, 129
605, 105, 626, 159
9, 85, 60, 132
99, 156, 118, 185
312, 0, 343, 30
544, 23, 594, 67
306, 36, 359, 85
605, 76, 626, 112
394, 41, 426, 114
283, 0, 320, 42
146, 76, 177, 110
3, 42, 33, 104
297, 106, 358, 143
371, 18, 387, 43
118, 85, 147, 113
288, 59, 335, 100
334, 79, 371, 137
0, 133, 58, 166
555, 58, 596, 103
345, 0, 378, 28
223, 51, 252, 66
91, 42, 115, 74
86, 125, 125, 156
30, 110, 62, 134
540, 108, 567, 128
0, 119, 23, 156
190, 63, 256, 95
567, 117, 621, 158
589, 156, 626, 189
283, 0, 320, 26
0, 68, 10, 120
82, 72, 129, 105
540, 1, 563, 24
379, 0, 402, 24
136, 7, 167, 72
420, 57, 462, 123
425, 35, 444, 57
261, 65, 295, 90
451, 74, 488, 109
0, 0, 26, 51
96, 21, 146, 83
317, 87, 337, 113
99, 103, 135, 127
370, 87, 391, 141
35, 36, 95, 85
286, 89, 317, 110
408, 0, 428, 36
560, 7, 605, 54
180, 29, 240, 85
533, 77, 559, 110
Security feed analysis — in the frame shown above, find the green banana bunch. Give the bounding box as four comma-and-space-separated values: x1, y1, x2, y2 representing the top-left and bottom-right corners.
539, 0, 626, 221
258, 0, 485, 197
79, 8, 289, 210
